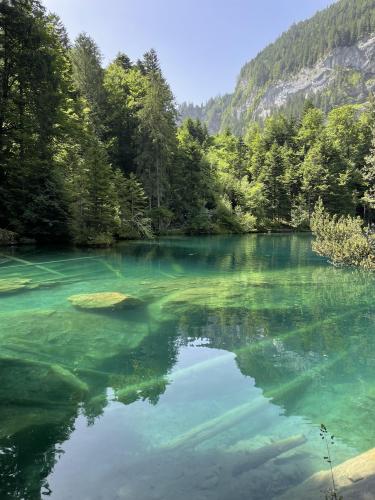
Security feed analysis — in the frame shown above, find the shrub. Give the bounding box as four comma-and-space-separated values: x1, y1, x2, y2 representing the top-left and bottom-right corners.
75, 231, 114, 248
148, 206, 174, 234
186, 210, 216, 235
311, 200, 375, 270
234, 208, 257, 232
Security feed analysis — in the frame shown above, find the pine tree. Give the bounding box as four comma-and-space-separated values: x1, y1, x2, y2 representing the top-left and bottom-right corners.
0, 0, 71, 240
113, 52, 133, 71
103, 61, 146, 174
70, 33, 107, 138
135, 49, 177, 229
258, 142, 289, 222
66, 116, 119, 246
115, 171, 152, 238
172, 119, 214, 228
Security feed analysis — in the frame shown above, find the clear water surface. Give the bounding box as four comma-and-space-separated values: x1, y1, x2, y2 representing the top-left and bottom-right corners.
0, 234, 374, 499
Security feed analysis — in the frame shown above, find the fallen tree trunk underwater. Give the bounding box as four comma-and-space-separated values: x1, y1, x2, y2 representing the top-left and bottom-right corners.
232, 434, 307, 476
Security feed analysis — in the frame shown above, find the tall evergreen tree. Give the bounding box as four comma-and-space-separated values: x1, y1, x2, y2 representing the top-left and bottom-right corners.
70, 33, 107, 138
68, 131, 119, 246
103, 61, 146, 174
258, 143, 290, 222
135, 50, 177, 216
115, 171, 152, 238
172, 119, 214, 227
0, 0, 71, 240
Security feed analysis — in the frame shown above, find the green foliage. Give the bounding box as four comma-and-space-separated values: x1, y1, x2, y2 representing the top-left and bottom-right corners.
70, 33, 107, 138
68, 132, 119, 247
0, 1, 374, 251
103, 62, 146, 173
172, 118, 214, 231
135, 50, 177, 211
115, 172, 153, 239
185, 210, 216, 235
364, 123, 375, 221
0, 0, 71, 241
148, 207, 174, 234
311, 200, 375, 270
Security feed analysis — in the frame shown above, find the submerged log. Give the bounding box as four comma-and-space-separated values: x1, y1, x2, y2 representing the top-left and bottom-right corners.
264, 350, 347, 407
162, 398, 269, 451
277, 447, 375, 500
163, 351, 345, 452
0, 277, 32, 294
97, 259, 124, 279
115, 353, 233, 403
235, 306, 365, 360
232, 434, 307, 476
0, 253, 65, 277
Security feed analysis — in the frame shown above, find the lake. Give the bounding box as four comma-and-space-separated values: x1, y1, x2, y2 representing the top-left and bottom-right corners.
0, 234, 374, 499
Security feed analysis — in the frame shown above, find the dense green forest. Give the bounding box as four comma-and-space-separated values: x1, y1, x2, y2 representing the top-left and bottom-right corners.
1, 0, 375, 246
181, 0, 375, 134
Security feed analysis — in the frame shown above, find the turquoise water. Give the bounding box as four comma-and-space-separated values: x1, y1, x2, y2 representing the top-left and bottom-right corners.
0, 234, 374, 499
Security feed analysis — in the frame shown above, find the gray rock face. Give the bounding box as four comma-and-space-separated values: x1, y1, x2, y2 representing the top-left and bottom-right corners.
252, 35, 375, 121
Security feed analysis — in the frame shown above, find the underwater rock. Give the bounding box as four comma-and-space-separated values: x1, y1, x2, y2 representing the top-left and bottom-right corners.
0, 357, 88, 407
162, 285, 241, 311
68, 292, 139, 310
147, 280, 245, 322
0, 277, 32, 294
0, 405, 76, 439
276, 447, 375, 499
0, 308, 150, 371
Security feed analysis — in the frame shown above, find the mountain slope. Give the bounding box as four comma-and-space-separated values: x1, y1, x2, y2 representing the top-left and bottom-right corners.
178, 95, 231, 135
179, 0, 375, 135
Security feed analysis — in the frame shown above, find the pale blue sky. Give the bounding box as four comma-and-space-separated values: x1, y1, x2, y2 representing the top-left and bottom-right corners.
42, 0, 337, 104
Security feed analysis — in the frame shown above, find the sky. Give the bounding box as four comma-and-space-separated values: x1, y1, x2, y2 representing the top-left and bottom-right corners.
42, 0, 337, 104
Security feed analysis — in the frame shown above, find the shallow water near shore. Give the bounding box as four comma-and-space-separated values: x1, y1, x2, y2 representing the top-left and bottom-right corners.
0, 234, 374, 499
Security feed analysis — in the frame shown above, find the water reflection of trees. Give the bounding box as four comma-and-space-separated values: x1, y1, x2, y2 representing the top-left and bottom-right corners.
0, 312, 180, 498
170, 267, 375, 451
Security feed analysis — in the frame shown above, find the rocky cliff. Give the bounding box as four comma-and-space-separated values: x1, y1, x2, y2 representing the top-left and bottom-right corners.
179, 0, 375, 135
232, 34, 375, 127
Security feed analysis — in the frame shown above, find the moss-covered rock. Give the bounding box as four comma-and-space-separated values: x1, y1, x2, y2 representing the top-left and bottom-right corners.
0, 405, 76, 439
68, 292, 139, 310
0, 278, 32, 294
0, 358, 88, 407
0, 308, 149, 370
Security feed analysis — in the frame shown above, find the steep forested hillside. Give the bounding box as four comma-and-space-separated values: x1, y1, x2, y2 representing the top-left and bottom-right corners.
178, 95, 231, 135
181, 0, 375, 134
